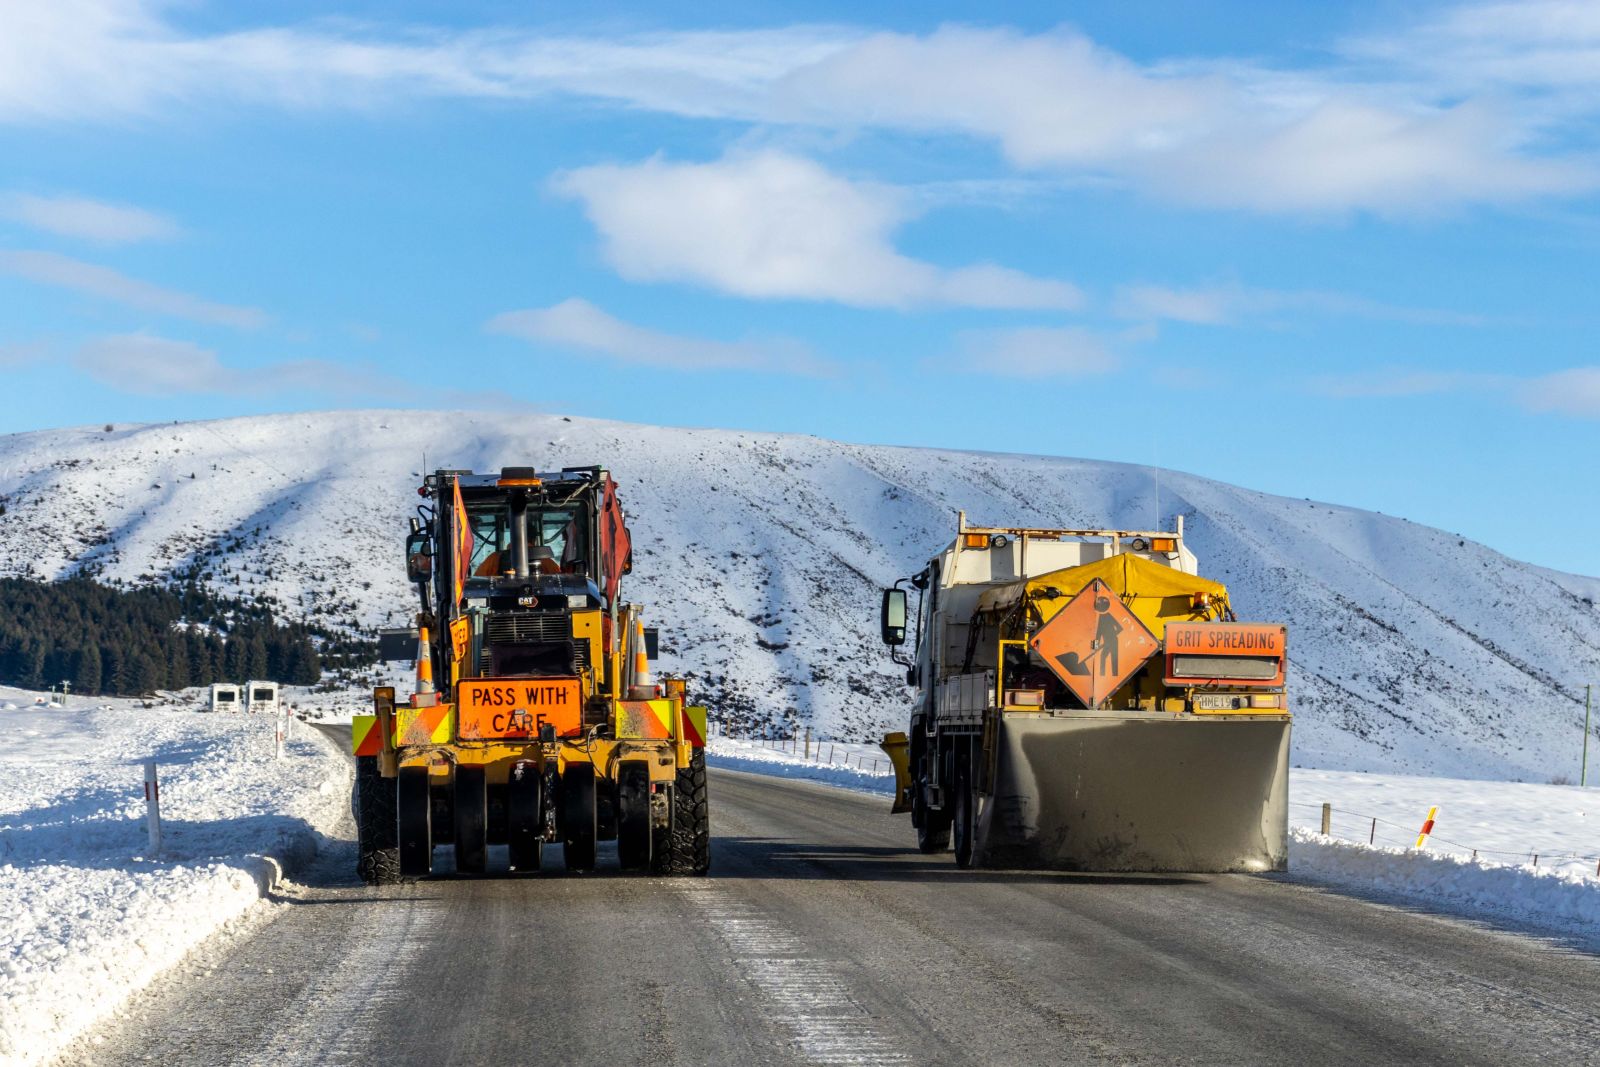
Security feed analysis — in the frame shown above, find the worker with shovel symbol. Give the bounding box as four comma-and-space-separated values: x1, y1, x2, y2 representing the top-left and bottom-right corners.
1090, 594, 1123, 675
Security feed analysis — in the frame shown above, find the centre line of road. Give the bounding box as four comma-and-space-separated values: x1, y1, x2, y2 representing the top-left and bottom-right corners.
674, 881, 911, 1066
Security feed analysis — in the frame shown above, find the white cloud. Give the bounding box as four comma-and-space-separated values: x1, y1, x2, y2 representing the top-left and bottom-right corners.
1310, 369, 1506, 399
939, 326, 1120, 379
1311, 364, 1600, 419
553, 151, 1083, 310
72, 333, 401, 398
1518, 366, 1600, 417
2, 4, 1594, 216
1, 192, 178, 243
487, 298, 834, 375
0, 249, 266, 328
1113, 283, 1489, 327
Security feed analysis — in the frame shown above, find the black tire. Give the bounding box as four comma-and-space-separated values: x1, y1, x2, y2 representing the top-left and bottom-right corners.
507, 762, 543, 873
952, 752, 975, 869
616, 762, 652, 872
398, 766, 432, 878
355, 755, 401, 885
562, 763, 597, 873
914, 780, 952, 854
454, 765, 488, 875
664, 750, 710, 876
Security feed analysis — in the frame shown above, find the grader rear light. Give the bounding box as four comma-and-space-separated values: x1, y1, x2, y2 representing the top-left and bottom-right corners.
1151, 537, 1177, 553
1004, 689, 1045, 707
962, 533, 988, 548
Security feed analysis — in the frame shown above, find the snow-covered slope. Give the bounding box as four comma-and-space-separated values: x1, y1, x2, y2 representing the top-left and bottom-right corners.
1, 410, 1596, 780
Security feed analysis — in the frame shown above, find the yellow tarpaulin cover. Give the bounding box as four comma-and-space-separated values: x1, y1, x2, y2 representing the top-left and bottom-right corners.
977, 553, 1229, 639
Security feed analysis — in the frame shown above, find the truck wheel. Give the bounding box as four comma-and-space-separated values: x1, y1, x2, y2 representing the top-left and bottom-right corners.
355, 755, 400, 885
914, 782, 952, 853
398, 766, 432, 878
562, 763, 597, 873
952, 757, 975, 869
454, 765, 487, 875
616, 762, 652, 871
507, 762, 542, 873
665, 750, 711, 876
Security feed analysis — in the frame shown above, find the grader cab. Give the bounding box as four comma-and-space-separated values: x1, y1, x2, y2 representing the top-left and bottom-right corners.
353, 466, 710, 881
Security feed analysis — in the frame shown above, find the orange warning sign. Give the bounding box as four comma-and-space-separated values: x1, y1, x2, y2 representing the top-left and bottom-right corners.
1029, 578, 1159, 709
456, 677, 582, 739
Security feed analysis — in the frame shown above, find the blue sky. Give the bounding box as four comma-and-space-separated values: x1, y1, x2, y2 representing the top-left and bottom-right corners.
2, 1, 1598, 575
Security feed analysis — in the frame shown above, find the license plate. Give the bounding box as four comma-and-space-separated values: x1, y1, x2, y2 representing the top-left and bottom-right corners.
1194, 693, 1246, 711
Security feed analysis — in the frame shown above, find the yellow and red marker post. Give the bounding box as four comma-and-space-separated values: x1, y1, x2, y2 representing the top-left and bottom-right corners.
1414, 805, 1438, 848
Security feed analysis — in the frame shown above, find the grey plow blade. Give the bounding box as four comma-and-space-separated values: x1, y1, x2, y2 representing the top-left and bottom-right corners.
974, 713, 1290, 873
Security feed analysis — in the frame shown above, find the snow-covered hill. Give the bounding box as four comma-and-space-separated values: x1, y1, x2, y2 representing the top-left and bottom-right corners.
1, 410, 1596, 780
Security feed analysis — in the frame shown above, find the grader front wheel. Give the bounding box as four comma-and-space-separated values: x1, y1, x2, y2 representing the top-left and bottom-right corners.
398, 766, 432, 878
562, 764, 598, 873
355, 755, 401, 885
664, 750, 710, 876
616, 762, 653, 872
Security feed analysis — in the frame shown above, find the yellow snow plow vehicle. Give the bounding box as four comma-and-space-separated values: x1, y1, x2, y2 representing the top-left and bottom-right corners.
353, 466, 710, 881
879, 513, 1290, 872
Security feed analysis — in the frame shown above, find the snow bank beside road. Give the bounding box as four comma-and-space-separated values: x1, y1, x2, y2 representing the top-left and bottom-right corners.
1290, 830, 1600, 930
0, 690, 349, 1067
705, 738, 1600, 932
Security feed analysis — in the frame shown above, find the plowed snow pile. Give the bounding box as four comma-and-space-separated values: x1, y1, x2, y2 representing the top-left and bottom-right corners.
0, 690, 348, 1067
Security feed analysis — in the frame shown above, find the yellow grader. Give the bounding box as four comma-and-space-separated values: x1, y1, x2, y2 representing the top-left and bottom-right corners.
353, 466, 710, 881
879, 513, 1290, 872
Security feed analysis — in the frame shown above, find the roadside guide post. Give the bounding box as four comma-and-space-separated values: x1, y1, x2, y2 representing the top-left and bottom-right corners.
143, 761, 162, 858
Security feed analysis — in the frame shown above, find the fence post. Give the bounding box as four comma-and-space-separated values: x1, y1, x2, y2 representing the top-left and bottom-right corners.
1582, 684, 1591, 788
1370, 818, 1376, 845
143, 761, 162, 858
804, 727, 812, 761
1320, 803, 1331, 836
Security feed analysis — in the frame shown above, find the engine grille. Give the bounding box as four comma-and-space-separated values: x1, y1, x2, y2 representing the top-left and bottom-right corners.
485, 611, 570, 645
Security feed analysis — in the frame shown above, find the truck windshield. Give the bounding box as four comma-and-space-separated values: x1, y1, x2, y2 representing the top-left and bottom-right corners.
465, 504, 588, 576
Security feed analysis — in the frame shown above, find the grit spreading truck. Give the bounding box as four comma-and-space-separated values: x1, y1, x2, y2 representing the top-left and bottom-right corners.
353, 466, 710, 882
879, 513, 1290, 872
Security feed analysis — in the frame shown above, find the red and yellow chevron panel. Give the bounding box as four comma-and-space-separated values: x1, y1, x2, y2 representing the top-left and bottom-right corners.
352, 714, 382, 757
395, 704, 453, 747
615, 699, 673, 740
682, 705, 707, 748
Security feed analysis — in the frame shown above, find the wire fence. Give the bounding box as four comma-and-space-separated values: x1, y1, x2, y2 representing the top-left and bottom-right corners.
1289, 800, 1600, 876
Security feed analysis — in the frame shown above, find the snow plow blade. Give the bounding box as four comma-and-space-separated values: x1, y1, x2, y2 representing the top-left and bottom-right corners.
975, 712, 1290, 873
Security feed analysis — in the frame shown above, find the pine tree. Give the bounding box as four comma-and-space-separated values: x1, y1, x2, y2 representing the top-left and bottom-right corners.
74, 641, 102, 695
245, 632, 269, 680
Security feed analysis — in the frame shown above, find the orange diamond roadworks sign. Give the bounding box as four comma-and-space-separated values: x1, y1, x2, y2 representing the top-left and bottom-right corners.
1028, 578, 1159, 709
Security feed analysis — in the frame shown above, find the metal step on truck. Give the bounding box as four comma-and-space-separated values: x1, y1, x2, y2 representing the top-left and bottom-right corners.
879, 512, 1291, 872
353, 465, 711, 881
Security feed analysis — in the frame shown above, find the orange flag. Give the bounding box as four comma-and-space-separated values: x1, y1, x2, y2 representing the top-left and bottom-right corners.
452, 475, 472, 606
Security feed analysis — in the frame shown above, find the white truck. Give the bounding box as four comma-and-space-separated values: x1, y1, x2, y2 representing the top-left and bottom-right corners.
244, 680, 281, 715
879, 512, 1291, 872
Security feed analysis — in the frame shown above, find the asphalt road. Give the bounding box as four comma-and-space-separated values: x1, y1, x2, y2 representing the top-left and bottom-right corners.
81, 727, 1600, 1066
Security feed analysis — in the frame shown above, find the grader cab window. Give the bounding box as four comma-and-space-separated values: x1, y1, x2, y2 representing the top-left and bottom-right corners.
469, 508, 514, 577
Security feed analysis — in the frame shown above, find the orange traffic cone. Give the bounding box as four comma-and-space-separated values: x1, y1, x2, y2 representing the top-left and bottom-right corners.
628, 618, 657, 700
413, 624, 438, 706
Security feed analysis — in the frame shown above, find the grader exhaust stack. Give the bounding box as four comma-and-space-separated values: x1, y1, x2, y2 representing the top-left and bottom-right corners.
879, 514, 1290, 872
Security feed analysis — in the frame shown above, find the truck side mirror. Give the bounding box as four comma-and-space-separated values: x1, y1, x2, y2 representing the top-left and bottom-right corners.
406, 531, 432, 583
881, 588, 908, 646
